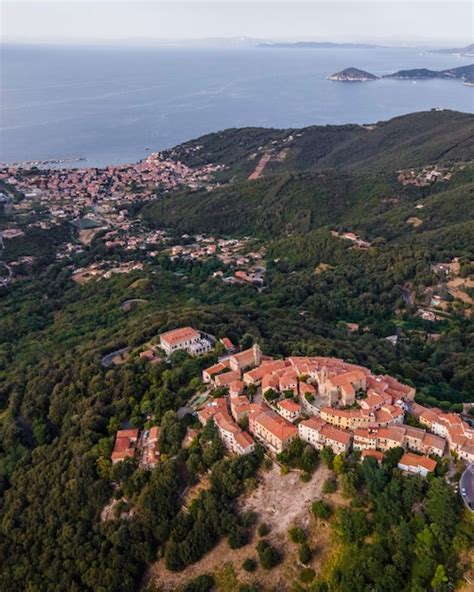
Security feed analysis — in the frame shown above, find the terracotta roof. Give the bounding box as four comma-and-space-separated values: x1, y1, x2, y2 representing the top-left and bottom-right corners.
204, 361, 230, 377
115, 428, 139, 439
149, 426, 160, 441
398, 452, 437, 473
327, 369, 367, 387
220, 337, 235, 349
299, 416, 325, 431
215, 369, 241, 386
254, 410, 298, 441
229, 380, 246, 394
278, 399, 300, 413
299, 382, 316, 394
320, 424, 351, 445
361, 449, 384, 462
235, 431, 254, 449
160, 326, 199, 346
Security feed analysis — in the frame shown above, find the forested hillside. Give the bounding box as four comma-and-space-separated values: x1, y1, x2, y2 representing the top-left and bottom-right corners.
143, 166, 474, 239
165, 110, 474, 179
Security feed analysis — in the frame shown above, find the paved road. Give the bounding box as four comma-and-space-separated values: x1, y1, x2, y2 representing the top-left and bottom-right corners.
460, 463, 474, 511
101, 347, 130, 368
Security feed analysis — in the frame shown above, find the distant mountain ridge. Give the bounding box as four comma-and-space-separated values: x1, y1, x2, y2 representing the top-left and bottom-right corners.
259, 41, 381, 49
432, 43, 474, 56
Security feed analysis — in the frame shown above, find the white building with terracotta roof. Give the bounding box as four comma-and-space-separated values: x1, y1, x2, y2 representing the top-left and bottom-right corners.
276, 398, 301, 423
160, 326, 212, 356
398, 452, 437, 477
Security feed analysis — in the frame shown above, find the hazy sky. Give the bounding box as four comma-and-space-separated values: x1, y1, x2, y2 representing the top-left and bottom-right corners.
1, 1, 472, 46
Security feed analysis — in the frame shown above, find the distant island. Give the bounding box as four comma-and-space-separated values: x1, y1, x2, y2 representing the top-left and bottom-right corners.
327, 67, 379, 82
328, 63, 474, 84
259, 41, 381, 49
431, 43, 474, 57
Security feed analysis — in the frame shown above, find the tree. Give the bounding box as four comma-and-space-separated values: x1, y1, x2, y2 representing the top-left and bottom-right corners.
242, 558, 257, 572
431, 565, 449, 592
322, 478, 337, 494
299, 543, 312, 564
181, 574, 215, 592
333, 453, 345, 475
320, 446, 335, 469
311, 500, 331, 520
256, 540, 281, 569
288, 526, 306, 544
258, 523, 270, 537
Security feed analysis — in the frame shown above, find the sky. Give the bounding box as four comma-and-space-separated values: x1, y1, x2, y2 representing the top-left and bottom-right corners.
1, 0, 472, 46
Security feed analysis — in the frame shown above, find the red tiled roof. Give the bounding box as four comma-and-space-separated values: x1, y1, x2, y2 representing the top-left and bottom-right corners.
160, 326, 199, 346
320, 424, 351, 445
278, 398, 300, 413
399, 452, 437, 472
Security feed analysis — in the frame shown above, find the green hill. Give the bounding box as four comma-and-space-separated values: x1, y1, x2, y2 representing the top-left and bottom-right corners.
144, 165, 474, 242
165, 110, 474, 181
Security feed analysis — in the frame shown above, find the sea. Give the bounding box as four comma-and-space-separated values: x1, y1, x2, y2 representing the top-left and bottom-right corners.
0, 43, 473, 167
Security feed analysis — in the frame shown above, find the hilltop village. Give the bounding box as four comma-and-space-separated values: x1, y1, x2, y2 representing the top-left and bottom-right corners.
111, 326, 474, 478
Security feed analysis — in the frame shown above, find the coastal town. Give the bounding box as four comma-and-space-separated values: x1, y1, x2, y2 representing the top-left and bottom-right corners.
111, 326, 474, 488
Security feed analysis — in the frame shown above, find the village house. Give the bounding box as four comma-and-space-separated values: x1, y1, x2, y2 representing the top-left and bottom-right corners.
142, 426, 160, 468
298, 417, 351, 454
197, 398, 255, 455
214, 369, 242, 388
398, 452, 437, 477
276, 398, 301, 423
111, 429, 140, 464
352, 425, 446, 457
159, 327, 212, 357
250, 408, 298, 454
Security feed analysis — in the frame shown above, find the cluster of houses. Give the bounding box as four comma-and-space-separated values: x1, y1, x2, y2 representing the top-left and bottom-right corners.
331, 230, 371, 250
111, 427, 160, 468
197, 345, 474, 476
168, 235, 266, 288
108, 329, 473, 480
0, 150, 223, 207
397, 164, 453, 187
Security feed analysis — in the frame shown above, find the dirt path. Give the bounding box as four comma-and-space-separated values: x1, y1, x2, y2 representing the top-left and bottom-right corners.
248, 152, 272, 180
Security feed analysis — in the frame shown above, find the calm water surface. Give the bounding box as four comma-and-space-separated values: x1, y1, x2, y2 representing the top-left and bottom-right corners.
0, 44, 472, 166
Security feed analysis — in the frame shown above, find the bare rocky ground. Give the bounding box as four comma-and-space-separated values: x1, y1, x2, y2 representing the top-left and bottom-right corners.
148, 462, 347, 591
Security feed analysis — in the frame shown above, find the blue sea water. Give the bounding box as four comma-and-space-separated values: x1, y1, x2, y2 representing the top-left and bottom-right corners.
0, 43, 472, 167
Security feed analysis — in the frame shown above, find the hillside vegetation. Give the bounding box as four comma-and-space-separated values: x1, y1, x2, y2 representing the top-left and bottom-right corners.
165, 110, 474, 179
144, 167, 474, 240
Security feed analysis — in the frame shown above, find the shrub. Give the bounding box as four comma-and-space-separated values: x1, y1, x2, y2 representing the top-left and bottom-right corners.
181, 574, 214, 592
242, 558, 257, 572
300, 472, 311, 482
311, 500, 332, 520
239, 585, 261, 592
256, 540, 281, 569
228, 527, 249, 549
288, 526, 306, 544
258, 523, 270, 537
322, 478, 337, 494
240, 511, 258, 528
310, 581, 329, 592
299, 543, 312, 564
299, 568, 316, 583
